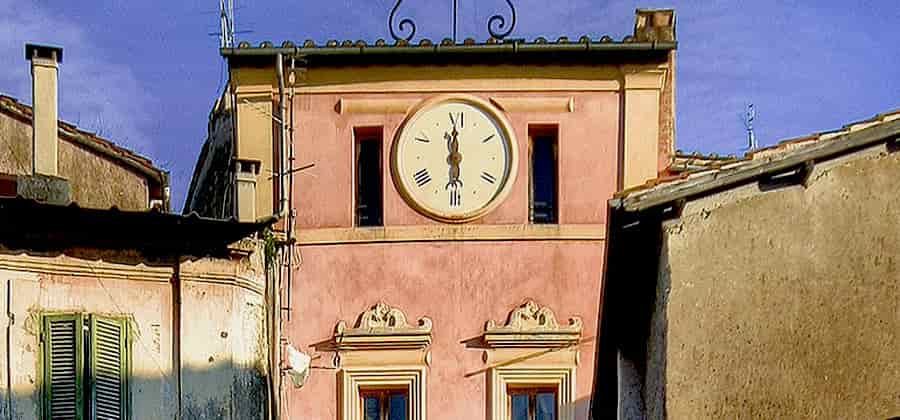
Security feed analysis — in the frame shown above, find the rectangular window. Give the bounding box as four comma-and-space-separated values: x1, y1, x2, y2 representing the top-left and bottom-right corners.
355, 128, 383, 227
360, 388, 408, 420
530, 127, 558, 224
43, 313, 130, 420
508, 387, 557, 420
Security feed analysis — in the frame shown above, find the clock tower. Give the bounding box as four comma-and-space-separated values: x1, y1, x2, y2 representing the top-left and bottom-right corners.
185, 7, 676, 420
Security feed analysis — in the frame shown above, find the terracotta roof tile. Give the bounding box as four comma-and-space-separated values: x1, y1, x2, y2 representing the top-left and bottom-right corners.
0, 93, 166, 185
225, 35, 676, 56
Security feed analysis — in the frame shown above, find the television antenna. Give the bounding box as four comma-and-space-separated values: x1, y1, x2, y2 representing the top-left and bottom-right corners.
741, 103, 758, 151
219, 0, 235, 49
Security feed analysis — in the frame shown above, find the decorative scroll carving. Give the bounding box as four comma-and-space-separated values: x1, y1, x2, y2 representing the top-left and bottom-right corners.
334, 302, 432, 351
484, 299, 582, 348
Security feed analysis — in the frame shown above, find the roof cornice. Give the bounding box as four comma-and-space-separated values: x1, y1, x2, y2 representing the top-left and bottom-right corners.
221, 40, 676, 61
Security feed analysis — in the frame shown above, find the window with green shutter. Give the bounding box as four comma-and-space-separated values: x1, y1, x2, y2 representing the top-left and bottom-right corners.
43, 313, 130, 420
43, 314, 85, 419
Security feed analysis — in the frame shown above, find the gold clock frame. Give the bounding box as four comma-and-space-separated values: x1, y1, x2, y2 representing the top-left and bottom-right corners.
390, 94, 519, 223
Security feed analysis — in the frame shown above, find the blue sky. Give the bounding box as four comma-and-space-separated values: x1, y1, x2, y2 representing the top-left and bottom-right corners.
2, 0, 898, 210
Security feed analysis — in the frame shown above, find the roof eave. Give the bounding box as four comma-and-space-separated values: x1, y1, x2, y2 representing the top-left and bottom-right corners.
0, 198, 276, 257
617, 119, 900, 213
220, 41, 677, 59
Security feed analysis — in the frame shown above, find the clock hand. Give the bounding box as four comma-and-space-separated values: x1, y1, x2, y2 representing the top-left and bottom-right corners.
445, 126, 463, 190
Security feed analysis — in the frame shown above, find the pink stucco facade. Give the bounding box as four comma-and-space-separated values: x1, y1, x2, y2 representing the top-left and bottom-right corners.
284, 89, 620, 419
293, 91, 620, 227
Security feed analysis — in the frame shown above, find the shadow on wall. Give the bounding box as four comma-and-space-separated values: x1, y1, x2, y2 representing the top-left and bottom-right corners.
570, 396, 592, 419
0, 363, 268, 420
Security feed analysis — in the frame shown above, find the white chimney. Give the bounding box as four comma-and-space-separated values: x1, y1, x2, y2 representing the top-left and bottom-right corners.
25, 43, 63, 177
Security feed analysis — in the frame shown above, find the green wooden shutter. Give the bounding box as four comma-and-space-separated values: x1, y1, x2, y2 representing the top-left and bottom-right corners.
43, 313, 85, 420
89, 315, 129, 420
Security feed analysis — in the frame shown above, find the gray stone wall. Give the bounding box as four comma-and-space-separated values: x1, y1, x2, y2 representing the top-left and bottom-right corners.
654, 143, 900, 418
183, 94, 235, 218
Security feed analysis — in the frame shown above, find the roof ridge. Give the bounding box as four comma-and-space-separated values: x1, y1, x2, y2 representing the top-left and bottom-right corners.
0, 93, 165, 183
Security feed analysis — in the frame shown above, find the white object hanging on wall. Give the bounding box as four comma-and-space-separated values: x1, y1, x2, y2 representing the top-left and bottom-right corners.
285, 344, 311, 388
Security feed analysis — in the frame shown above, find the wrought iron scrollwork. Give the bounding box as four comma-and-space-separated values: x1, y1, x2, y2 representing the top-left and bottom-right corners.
389, 0, 416, 42
388, 0, 517, 42
487, 0, 516, 40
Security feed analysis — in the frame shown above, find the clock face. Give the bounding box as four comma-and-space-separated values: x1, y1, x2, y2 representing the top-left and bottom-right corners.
392, 95, 518, 222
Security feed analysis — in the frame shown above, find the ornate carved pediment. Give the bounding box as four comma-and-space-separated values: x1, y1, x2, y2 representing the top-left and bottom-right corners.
484, 299, 582, 348
334, 302, 432, 351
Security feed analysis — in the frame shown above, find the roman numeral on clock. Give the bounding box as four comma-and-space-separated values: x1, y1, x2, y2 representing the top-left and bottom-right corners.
480, 171, 496, 184
449, 189, 461, 207
413, 168, 431, 187
449, 112, 464, 128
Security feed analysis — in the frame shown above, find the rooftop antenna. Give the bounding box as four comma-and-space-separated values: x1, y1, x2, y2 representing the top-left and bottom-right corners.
219, 0, 235, 49
741, 103, 758, 151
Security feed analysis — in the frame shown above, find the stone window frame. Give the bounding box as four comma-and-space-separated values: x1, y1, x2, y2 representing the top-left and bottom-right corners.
340, 367, 426, 420
490, 366, 576, 420
481, 299, 583, 420
331, 302, 432, 420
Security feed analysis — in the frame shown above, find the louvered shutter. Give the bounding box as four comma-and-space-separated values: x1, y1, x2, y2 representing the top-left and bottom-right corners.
89, 315, 128, 420
43, 314, 85, 420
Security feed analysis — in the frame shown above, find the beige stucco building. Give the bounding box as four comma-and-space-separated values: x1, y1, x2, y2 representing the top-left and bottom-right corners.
186, 8, 677, 420
0, 44, 271, 420
595, 111, 900, 418
1, 49, 168, 212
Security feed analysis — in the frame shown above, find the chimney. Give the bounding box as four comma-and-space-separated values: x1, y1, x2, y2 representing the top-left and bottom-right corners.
25, 43, 63, 176
634, 9, 676, 43
235, 159, 260, 222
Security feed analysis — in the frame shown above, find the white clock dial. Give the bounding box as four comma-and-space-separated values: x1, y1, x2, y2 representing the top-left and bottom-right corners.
392, 95, 518, 222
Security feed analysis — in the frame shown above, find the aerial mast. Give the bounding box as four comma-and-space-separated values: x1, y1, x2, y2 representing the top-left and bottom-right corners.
742, 103, 758, 151
219, 0, 235, 49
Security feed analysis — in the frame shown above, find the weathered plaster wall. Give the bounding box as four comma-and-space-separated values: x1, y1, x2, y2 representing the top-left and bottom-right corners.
0, 111, 31, 174
656, 145, 900, 418
0, 113, 149, 210
0, 250, 268, 420
287, 241, 603, 419
180, 254, 269, 420
58, 139, 149, 211
0, 262, 177, 420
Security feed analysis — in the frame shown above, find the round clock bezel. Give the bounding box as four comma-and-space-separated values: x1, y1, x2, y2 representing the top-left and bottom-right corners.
390, 94, 519, 223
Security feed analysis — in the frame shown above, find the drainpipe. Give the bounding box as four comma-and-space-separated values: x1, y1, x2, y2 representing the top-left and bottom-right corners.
270, 52, 286, 420
285, 56, 296, 322
6, 279, 13, 418
276, 53, 288, 218
172, 264, 182, 419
